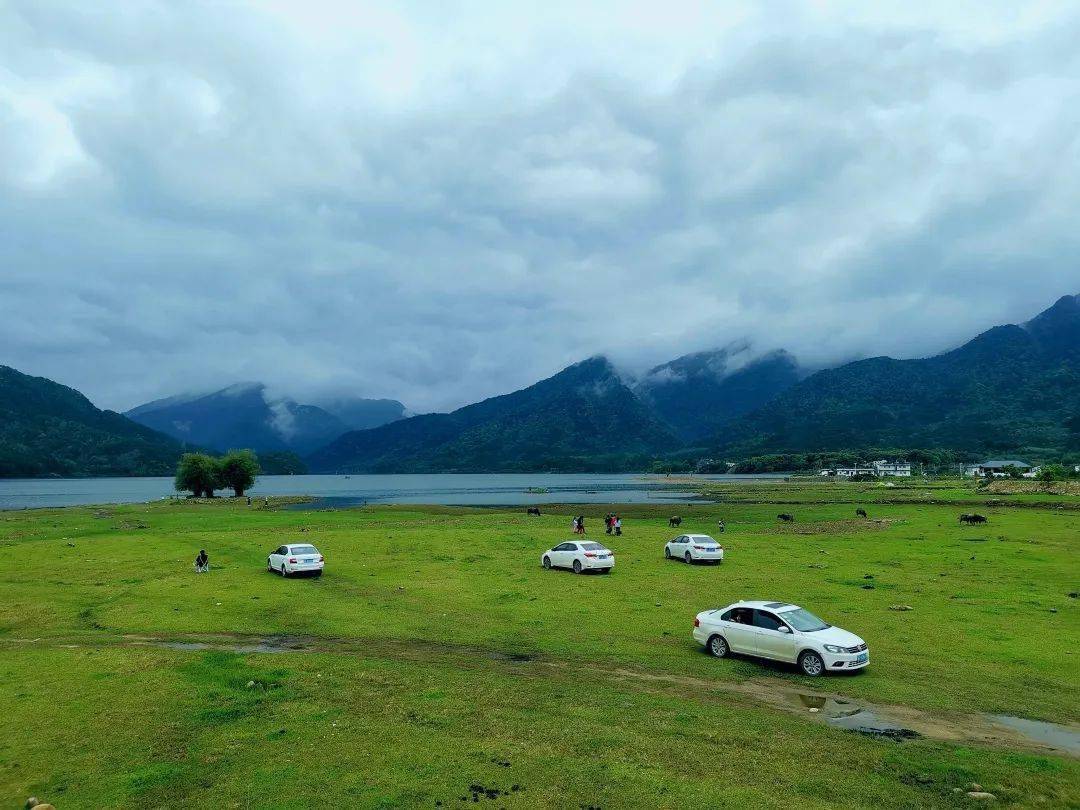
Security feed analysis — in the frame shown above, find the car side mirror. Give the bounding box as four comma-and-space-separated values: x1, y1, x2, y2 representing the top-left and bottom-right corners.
777, 626, 791, 634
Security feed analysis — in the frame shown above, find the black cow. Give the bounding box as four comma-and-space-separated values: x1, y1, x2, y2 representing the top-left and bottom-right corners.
777, 513, 795, 522
959, 513, 987, 525
669, 516, 682, 527
526, 507, 541, 516
856, 508, 868, 519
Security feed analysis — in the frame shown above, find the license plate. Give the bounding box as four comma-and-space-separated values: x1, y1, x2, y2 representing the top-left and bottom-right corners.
855, 653, 868, 664
304, 558, 314, 563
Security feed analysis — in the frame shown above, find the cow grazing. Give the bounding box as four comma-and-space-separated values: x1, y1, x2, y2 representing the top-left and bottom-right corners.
856, 508, 868, 519
526, 507, 541, 516
669, 516, 682, 527
777, 513, 795, 522
959, 513, 987, 525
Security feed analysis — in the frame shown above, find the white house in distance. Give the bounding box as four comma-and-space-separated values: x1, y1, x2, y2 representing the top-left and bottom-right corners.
968, 459, 1035, 477
871, 459, 912, 477
824, 460, 912, 477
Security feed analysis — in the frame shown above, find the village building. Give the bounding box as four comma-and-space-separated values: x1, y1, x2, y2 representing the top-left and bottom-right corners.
972, 459, 1034, 477
870, 459, 912, 477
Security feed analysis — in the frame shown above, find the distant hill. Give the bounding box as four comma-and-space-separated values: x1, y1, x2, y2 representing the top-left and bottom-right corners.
311, 396, 406, 431
308, 357, 679, 472
714, 294, 1080, 457
635, 344, 801, 441
126, 384, 404, 455
0, 365, 185, 477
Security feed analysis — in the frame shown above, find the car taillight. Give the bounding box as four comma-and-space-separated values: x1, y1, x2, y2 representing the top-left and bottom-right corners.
288, 558, 297, 564
319, 556, 324, 562
584, 552, 596, 558
694, 545, 705, 550
693, 617, 700, 627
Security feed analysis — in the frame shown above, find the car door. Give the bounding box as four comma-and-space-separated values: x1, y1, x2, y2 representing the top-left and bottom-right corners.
270, 545, 287, 568
560, 542, 580, 568
720, 607, 757, 654
752, 609, 797, 662
551, 542, 572, 568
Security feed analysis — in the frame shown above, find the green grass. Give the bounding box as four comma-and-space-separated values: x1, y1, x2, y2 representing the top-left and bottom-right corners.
0, 487, 1077, 808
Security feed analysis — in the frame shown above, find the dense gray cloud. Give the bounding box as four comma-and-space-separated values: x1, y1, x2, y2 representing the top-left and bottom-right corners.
1, 1, 1078, 413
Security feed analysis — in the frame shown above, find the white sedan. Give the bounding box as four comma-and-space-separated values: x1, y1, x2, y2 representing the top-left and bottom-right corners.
665, 534, 724, 564
693, 600, 869, 676
267, 543, 325, 577
540, 541, 614, 574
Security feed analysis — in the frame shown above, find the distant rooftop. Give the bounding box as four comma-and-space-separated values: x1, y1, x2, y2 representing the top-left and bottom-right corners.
978, 459, 1032, 468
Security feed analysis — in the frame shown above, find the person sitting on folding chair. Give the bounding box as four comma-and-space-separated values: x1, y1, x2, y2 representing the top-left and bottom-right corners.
194, 549, 209, 573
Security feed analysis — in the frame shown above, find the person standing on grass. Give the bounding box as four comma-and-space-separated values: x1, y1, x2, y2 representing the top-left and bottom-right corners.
194, 549, 209, 573
614, 515, 622, 536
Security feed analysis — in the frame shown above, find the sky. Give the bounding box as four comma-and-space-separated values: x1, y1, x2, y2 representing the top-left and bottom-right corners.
2, 1, 1078, 414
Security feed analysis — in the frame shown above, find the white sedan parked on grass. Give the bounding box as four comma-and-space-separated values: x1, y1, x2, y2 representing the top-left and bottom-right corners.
540, 541, 614, 574
693, 600, 869, 676
267, 543, 324, 577
665, 534, 724, 564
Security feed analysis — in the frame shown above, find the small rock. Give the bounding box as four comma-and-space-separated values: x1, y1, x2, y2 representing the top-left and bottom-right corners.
245, 680, 257, 689
889, 605, 914, 612
808, 707, 820, 713
969, 783, 983, 792
1049, 608, 1058, 613
654, 602, 662, 607
26, 798, 38, 809
966, 792, 996, 801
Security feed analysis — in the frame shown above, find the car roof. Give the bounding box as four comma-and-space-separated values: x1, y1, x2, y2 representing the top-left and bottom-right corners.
287, 542, 318, 548
725, 600, 800, 611
684, 534, 715, 539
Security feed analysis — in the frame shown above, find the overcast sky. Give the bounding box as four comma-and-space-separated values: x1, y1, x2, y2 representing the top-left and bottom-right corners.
2, 1, 1078, 413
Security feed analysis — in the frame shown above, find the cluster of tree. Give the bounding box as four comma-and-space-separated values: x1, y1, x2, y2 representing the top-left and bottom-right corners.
175, 449, 261, 497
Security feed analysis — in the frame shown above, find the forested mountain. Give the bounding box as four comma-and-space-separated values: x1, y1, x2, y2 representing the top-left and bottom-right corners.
126, 384, 402, 455
0, 365, 185, 477
308, 357, 678, 472
635, 344, 801, 441
713, 294, 1080, 457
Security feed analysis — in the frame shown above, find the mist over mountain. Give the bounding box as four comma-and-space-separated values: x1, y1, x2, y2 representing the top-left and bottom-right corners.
126, 384, 403, 456
713, 294, 1080, 457
634, 343, 802, 441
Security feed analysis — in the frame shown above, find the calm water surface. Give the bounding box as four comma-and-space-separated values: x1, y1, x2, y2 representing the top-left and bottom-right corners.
0, 473, 787, 510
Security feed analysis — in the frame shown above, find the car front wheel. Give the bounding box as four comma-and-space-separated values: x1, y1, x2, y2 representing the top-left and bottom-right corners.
684, 551, 693, 564
542, 556, 551, 569
572, 559, 582, 574
664, 547, 672, 559
267, 558, 273, 572
799, 650, 825, 677
708, 635, 729, 658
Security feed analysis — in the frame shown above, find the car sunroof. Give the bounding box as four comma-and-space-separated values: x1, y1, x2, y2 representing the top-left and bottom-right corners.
764, 602, 788, 608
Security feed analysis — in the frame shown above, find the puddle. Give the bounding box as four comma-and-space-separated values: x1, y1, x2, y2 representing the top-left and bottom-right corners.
796, 693, 919, 739
989, 715, 1080, 756
130, 635, 317, 655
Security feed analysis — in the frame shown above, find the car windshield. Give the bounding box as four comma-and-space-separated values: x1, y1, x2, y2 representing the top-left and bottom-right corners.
291, 545, 319, 555
782, 608, 830, 632
582, 543, 607, 551
693, 537, 716, 544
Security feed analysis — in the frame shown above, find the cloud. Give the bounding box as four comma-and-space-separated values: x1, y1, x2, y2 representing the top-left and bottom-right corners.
1, 1, 1078, 414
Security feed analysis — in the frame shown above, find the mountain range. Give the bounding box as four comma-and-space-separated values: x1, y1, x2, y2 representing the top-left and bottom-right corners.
0, 366, 185, 477
1, 293, 1077, 477
125, 383, 406, 455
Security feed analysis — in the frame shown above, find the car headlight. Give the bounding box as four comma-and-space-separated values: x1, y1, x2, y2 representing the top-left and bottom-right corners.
823, 644, 846, 654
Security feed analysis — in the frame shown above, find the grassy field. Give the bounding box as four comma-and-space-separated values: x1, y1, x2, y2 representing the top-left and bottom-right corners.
1, 482, 1078, 808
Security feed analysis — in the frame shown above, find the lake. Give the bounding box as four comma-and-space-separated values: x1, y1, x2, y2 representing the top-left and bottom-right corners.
0, 473, 788, 510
